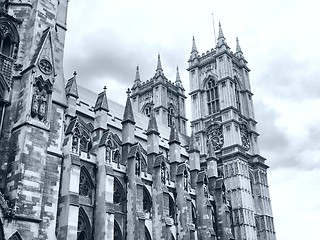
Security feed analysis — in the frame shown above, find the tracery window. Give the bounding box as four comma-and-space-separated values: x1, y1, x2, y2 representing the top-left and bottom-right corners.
77, 207, 92, 240
206, 79, 219, 115
79, 167, 93, 199
113, 178, 125, 212
168, 106, 174, 127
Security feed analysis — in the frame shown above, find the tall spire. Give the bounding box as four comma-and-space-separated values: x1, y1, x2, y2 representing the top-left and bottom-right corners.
216, 21, 229, 52
132, 65, 141, 89
175, 66, 183, 87
191, 36, 198, 53
155, 54, 164, 77
122, 88, 135, 124
236, 37, 242, 53
217, 21, 225, 40
135, 65, 141, 81
190, 36, 199, 61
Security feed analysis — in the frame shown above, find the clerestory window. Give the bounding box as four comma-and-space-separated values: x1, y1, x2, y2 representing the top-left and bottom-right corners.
206, 79, 219, 115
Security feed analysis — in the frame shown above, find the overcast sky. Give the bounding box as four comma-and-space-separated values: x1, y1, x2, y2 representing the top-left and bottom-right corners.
63, 0, 320, 239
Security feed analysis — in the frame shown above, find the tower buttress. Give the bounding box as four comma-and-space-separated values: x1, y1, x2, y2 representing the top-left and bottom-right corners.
187, 24, 276, 240
131, 55, 187, 134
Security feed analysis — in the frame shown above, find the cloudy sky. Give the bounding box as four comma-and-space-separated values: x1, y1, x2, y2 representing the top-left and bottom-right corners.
63, 0, 320, 239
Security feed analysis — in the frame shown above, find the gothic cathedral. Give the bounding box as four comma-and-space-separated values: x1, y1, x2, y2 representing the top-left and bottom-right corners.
0, 1, 276, 240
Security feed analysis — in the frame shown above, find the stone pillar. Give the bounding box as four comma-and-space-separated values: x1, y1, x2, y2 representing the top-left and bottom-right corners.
176, 163, 191, 240
56, 133, 81, 240
94, 141, 115, 240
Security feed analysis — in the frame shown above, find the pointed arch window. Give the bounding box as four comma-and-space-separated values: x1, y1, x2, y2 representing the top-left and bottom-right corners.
114, 220, 122, 240
169, 195, 175, 220
79, 166, 94, 205
168, 105, 174, 127
114, 178, 125, 212
235, 80, 241, 112
77, 207, 92, 240
135, 153, 141, 176
206, 79, 219, 115
143, 187, 152, 216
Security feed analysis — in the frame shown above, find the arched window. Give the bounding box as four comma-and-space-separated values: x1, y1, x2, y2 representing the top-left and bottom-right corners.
169, 195, 175, 220
249, 171, 255, 196
114, 220, 122, 240
77, 207, 92, 240
72, 129, 80, 154
206, 79, 219, 115
143, 187, 152, 217
79, 166, 94, 204
235, 81, 241, 112
113, 178, 125, 212
144, 105, 152, 117
191, 203, 197, 226
168, 105, 174, 127
113, 149, 121, 168
1, 35, 12, 56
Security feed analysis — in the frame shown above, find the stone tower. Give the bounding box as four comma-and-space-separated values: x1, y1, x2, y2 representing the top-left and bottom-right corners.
187, 23, 276, 240
130, 54, 187, 134
0, 0, 68, 239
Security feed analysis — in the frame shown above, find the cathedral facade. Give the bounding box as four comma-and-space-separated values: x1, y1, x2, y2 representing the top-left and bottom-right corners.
0, 1, 276, 240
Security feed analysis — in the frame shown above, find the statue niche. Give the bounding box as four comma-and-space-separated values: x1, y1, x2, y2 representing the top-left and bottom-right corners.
31, 76, 52, 122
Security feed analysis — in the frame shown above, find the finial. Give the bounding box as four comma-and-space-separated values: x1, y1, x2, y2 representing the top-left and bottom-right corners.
218, 21, 224, 39
176, 66, 182, 83
157, 53, 162, 70
126, 88, 131, 97
73, 71, 77, 76
103, 86, 107, 92
191, 36, 198, 53
236, 37, 242, 53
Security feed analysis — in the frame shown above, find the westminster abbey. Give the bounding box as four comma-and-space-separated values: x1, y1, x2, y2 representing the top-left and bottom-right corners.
0, 0, 276, 239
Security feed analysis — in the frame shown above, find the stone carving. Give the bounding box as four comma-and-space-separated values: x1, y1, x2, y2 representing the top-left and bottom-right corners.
206, 118, 224, 153
38, 59, 53, 75
30, 76, 52, 122
240, 121, 250, 150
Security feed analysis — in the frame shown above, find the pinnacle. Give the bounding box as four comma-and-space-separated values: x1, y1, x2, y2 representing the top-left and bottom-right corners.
191, 36, 198, 53
147, 103, 159, 135
218, 21, 225, 39
122, 88, 135, 124
236, 37, 242, 53
135, 65, 141, 82
176, 66, 181, 83
156, 53, 162, 71
169, 122, 180, 145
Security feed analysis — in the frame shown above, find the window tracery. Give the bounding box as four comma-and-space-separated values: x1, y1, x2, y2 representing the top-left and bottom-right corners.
79, 167, 93, 199
114, 221, 122, 240
206, 79, 219, 115
77, 208, 92, 240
